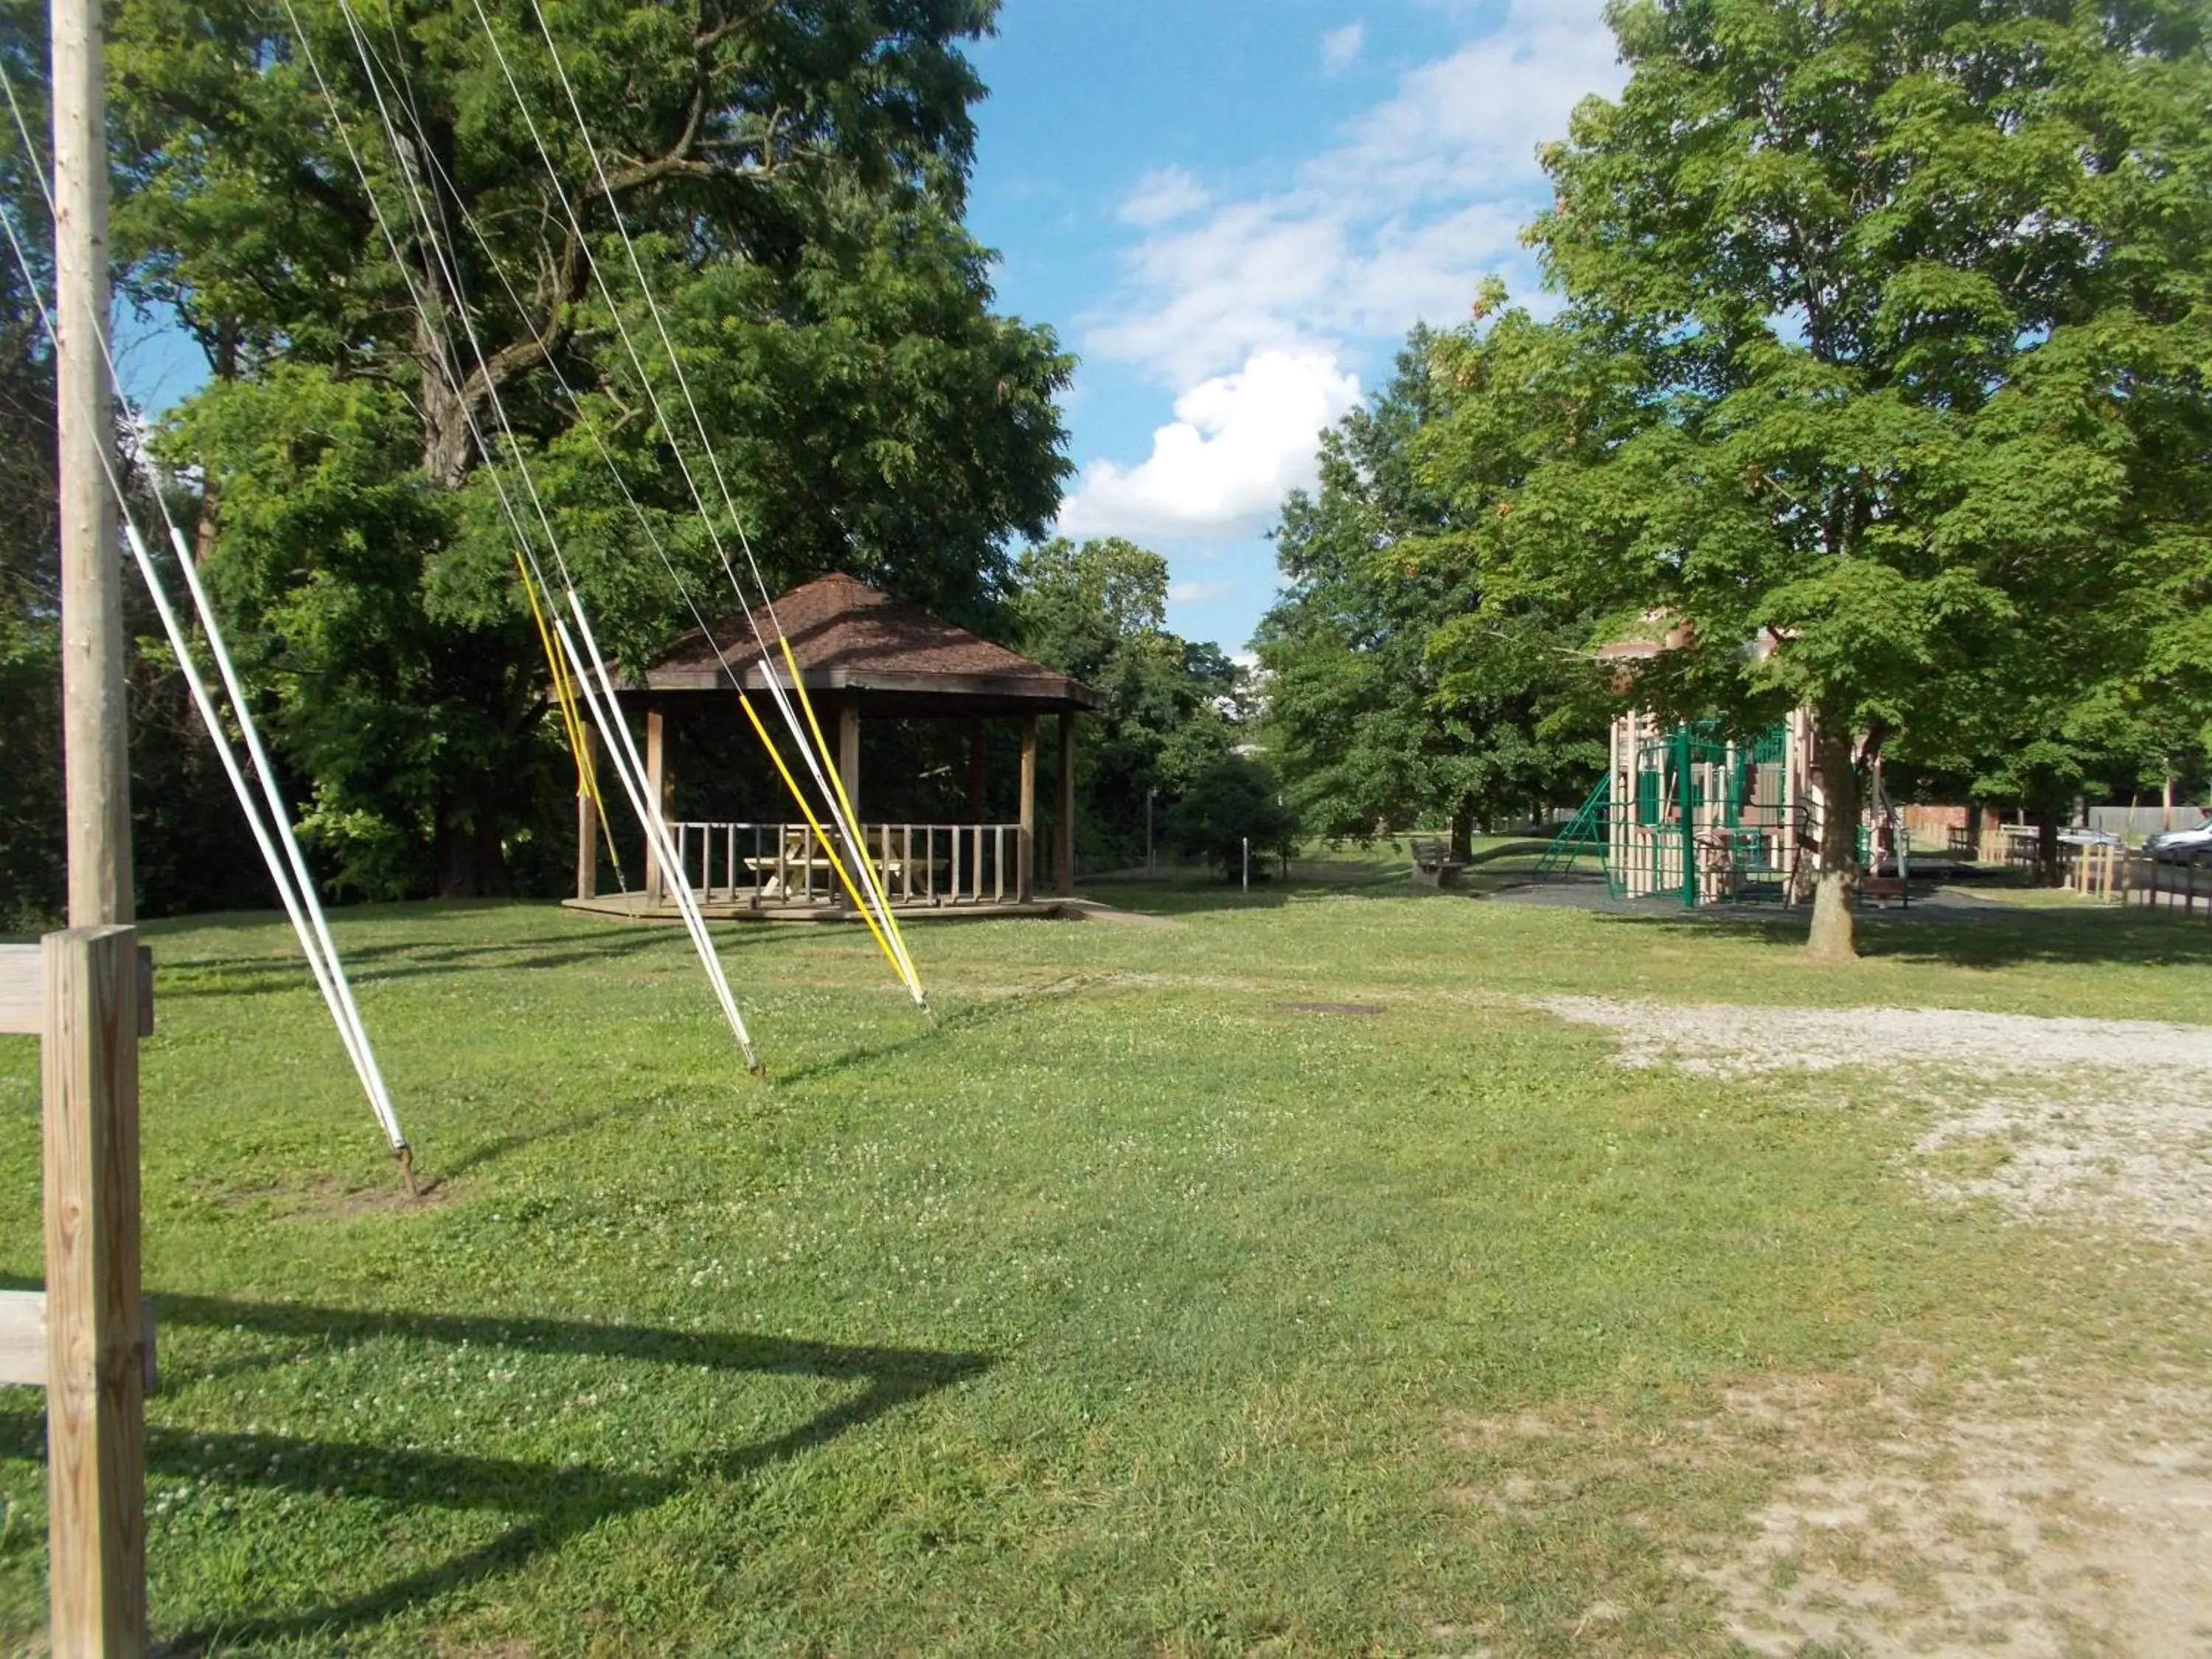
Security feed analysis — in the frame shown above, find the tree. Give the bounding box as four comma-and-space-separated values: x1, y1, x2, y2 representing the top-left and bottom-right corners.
1522, 0, 2212, 958
1164, 753, 1298, 880
1257, 326, 1604, 860
0, 0, 62, 925
1009, 535, 1243, 870
114, 0, 1071, 896
0, 0, 268, 924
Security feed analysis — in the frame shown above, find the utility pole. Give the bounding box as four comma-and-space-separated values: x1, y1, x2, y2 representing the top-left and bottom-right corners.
53, 0, 130, 927
49, 0, 150, 1649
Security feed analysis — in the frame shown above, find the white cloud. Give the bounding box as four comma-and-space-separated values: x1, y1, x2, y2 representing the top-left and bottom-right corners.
1058, 350, 1363, 540
1117, 166, 1211, 229
1169, 580, 1235, 604
1308, 1, 1623, 203
1321, 21, 1365, 75
1089, 204, 1349, 385
1068, 0, 1624, 554
1088, 0, 1621, 387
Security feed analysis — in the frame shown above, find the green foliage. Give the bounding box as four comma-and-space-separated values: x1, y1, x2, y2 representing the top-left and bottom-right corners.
0, 0, 62, 927
111, 0, 1071, 897
1162, 751, 1298, 876
0, 4, 276, 922
168, 365, 562, 898
1011, 536, 1245, 869
1478, 0, 2212, 927
0, 601, 60, 931
1257, 330, 1606, 855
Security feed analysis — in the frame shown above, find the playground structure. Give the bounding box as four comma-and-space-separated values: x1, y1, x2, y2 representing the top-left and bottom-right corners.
1540, 708, 1907, 908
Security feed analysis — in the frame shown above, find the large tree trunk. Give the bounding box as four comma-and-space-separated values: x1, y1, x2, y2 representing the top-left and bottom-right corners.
1449, 809, 1474, 864
434, 798, 513, 898
419, 353, 475, 490
192, 318, 238, 566
1806, 709, 1861, 962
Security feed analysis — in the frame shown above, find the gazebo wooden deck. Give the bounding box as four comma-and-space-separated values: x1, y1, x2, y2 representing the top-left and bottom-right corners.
563, 574, 1102, 923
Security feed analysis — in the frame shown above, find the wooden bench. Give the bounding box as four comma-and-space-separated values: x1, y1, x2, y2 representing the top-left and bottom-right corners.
1410, 837, 1467, 889
1860, 874, 1907, 908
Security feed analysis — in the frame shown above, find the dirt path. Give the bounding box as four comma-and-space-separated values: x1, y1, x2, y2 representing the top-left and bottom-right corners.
1680, 1376, 2212, 1658
1532, 997, 2212, 1237
1526, 996, 2212, 1655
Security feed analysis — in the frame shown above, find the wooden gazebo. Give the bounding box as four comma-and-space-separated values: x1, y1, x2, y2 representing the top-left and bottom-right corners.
565, 573, 1102, 920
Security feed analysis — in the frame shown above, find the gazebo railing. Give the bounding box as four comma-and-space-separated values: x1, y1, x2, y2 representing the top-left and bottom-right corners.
666, 821, 1026, 908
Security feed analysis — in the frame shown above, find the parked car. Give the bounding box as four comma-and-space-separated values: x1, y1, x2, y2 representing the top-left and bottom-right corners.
2056, 826, 2124, 849
2146, 825, 2212, 863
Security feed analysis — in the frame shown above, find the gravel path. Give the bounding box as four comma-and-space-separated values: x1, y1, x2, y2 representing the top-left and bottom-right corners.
1531, 996, 2212, 1236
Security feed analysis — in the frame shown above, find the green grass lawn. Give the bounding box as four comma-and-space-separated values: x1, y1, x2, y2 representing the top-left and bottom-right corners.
1, 872, 2208, 1655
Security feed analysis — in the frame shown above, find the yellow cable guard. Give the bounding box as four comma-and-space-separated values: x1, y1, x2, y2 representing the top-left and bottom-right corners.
515, 552, 622, 882
734, 690, 909, 984
778, 636, 925, 1001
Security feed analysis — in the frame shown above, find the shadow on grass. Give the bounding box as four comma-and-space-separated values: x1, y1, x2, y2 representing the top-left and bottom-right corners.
429, 1111, 613, 1184
1080, 866, 1429, 917
1588, 900, 2212, 970
0, 1293, 991, 1653
149, 923, 772, 1003
1085, 874, 1531, 918
140, 900, 533, 935
770, 972, 1102, 1088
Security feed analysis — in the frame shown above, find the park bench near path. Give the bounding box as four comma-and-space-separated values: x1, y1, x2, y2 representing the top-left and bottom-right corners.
1409, 838, 1467, 889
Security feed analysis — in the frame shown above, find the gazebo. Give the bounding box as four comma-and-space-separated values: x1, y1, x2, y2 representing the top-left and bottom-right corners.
565, 573, 1102, 921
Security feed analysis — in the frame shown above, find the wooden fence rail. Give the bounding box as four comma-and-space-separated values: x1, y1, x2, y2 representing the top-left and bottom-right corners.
2058, 846, 2212, 915
667, 822, 1024, 908
0, 944, 156, 1038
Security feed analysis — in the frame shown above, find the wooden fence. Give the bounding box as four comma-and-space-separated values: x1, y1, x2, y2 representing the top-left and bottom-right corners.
668, 821, 1026, 907
2062, 844, 2212, 915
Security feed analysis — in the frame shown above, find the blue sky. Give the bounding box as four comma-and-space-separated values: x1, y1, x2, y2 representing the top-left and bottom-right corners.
965, 0, 1626, 654
111, 0, 1627, 657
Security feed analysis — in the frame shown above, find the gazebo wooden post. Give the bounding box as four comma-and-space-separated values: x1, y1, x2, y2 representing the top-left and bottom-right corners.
1055, 713, 1077, 897
643, 700, 672, 903
574, 723, 599, 902
1018, 715, 1037, 902
838, 703, 861, 817
967, 719, 987, 818
835, 702, 861, 912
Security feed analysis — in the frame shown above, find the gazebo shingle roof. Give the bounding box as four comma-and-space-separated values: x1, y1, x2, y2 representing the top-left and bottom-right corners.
637, 572, 1101, 710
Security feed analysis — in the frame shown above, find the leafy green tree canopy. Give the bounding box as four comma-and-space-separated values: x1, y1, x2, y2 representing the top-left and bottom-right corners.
1258, 326, 1606, 860
1512, 0, 2212, 955
1164, 754, 1298, 880
105, 0, 1071, 897
1011, 535, 1246, 870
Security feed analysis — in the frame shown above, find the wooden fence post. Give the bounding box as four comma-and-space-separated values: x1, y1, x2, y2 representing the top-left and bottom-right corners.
41, 924, 147, 1658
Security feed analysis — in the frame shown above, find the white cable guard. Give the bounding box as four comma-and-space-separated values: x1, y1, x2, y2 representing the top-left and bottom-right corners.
0, 67, 408, 1155
296, 0, 781, 1061
556, 605, 762, 1070
468, 0, 925, 1004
